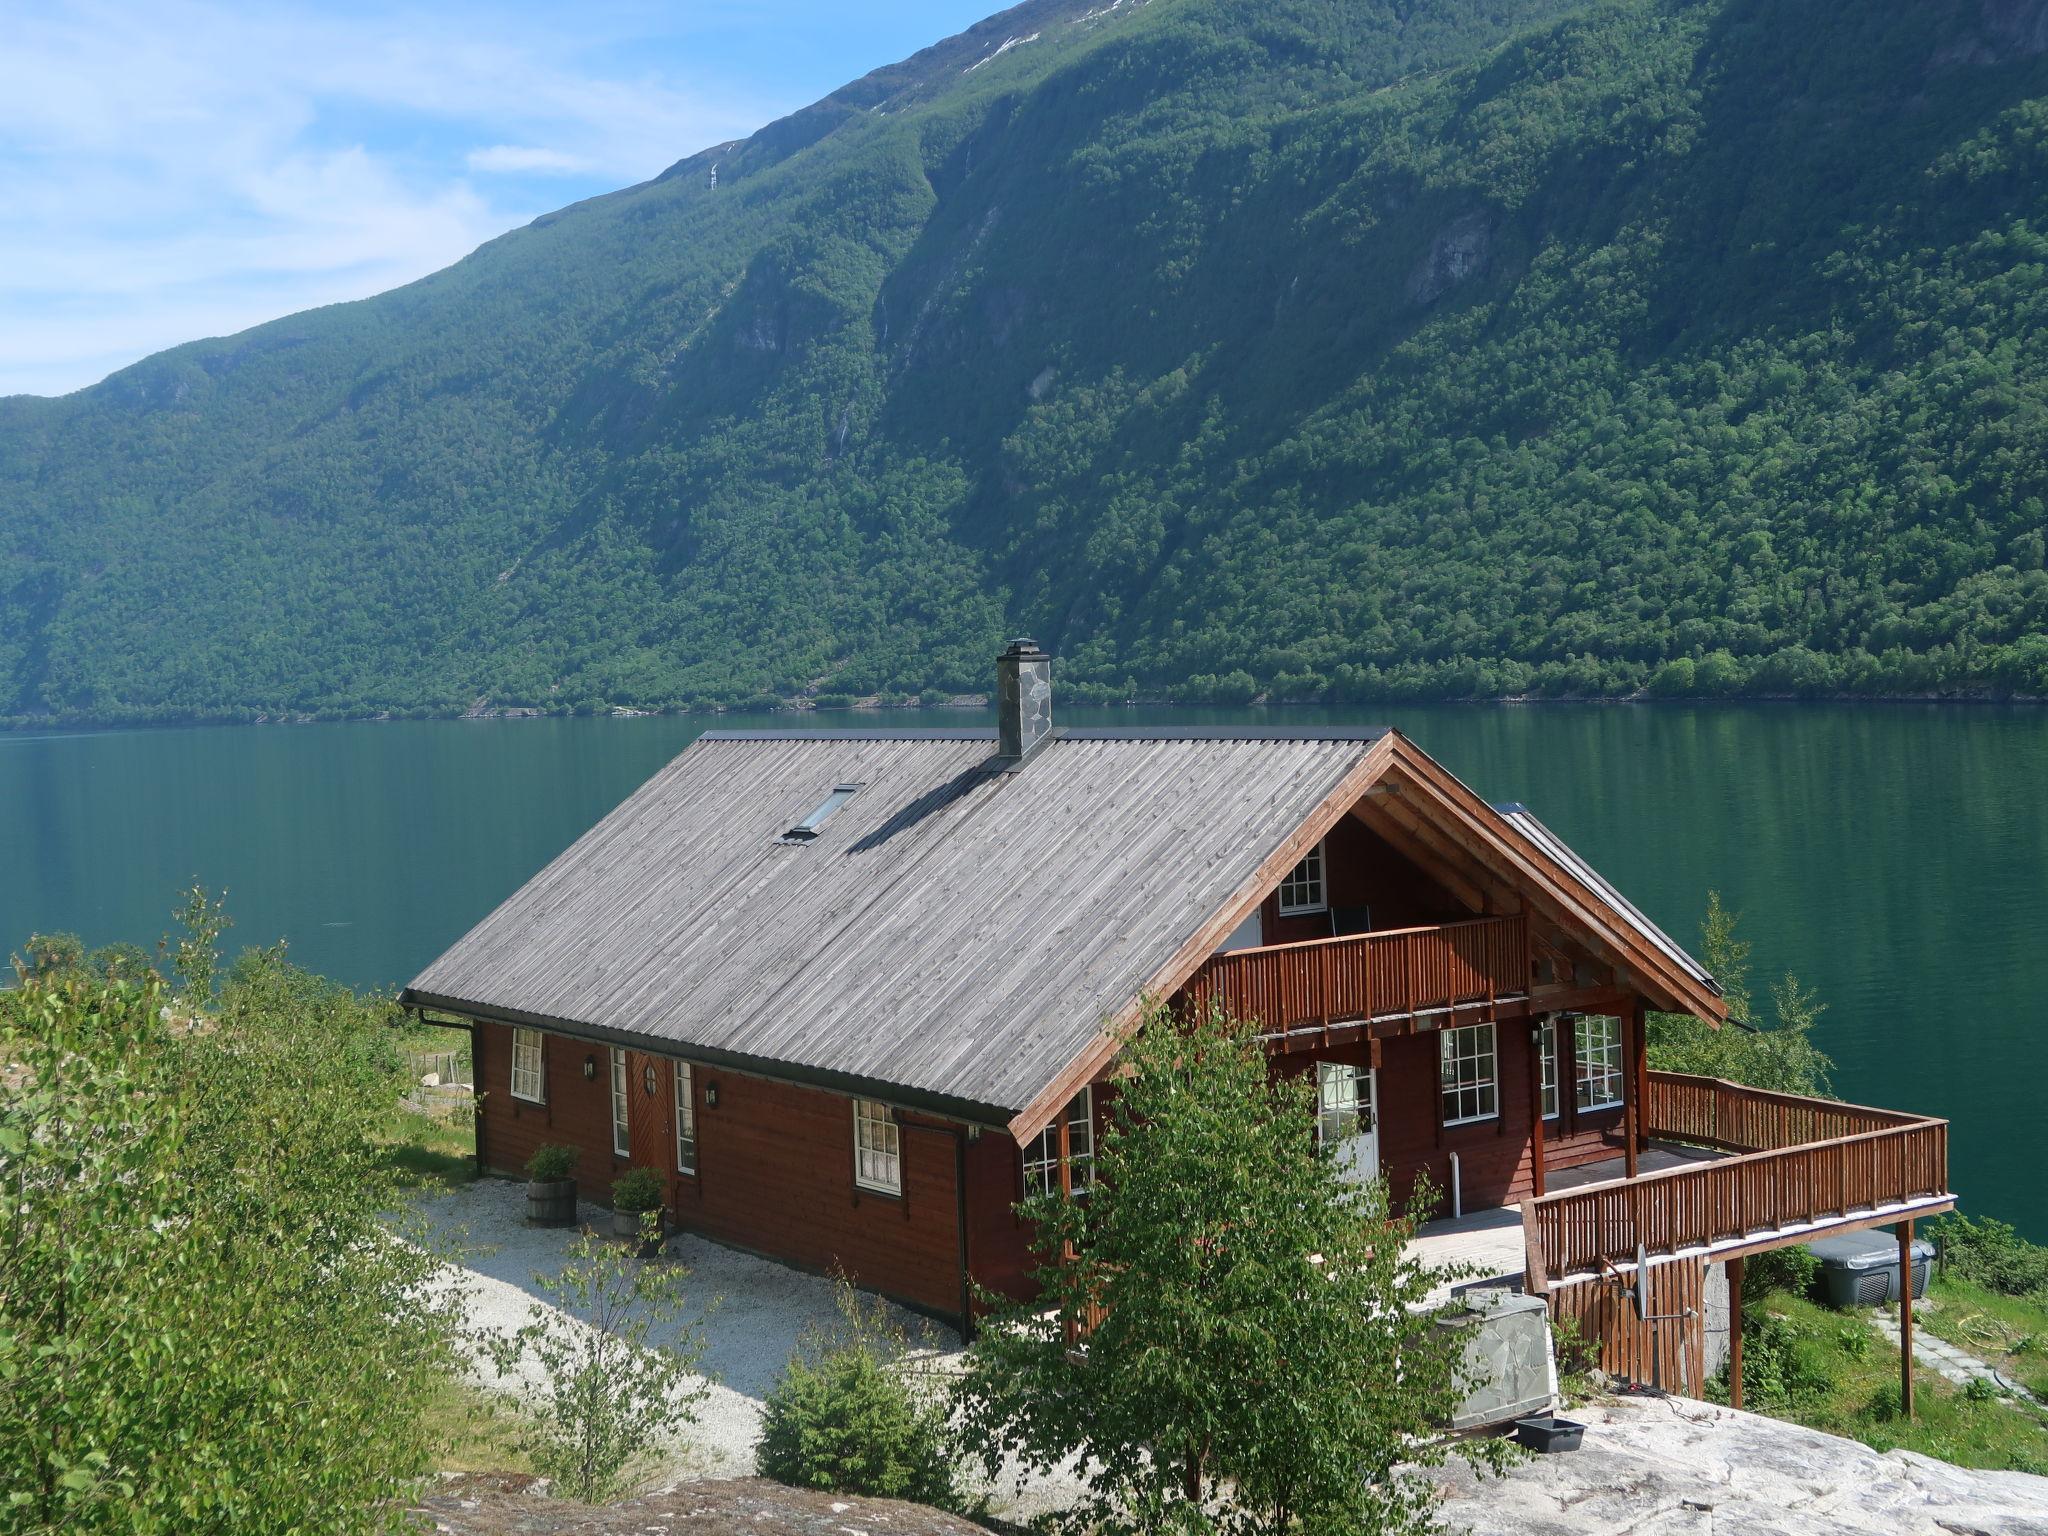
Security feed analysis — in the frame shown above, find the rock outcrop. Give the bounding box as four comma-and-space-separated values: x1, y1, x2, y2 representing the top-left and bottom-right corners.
411, 1475, 986, 1536
1436, 1395, 2048, 1536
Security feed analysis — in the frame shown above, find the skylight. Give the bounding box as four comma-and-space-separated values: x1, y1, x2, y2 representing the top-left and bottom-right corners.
780, 783, 862, 844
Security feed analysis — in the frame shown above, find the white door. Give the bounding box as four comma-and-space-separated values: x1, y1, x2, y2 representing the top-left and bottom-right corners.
1316, 1061, 1378, 1184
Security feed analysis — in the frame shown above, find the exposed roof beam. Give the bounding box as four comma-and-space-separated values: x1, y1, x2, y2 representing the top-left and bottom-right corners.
1350, 794, 1510, 916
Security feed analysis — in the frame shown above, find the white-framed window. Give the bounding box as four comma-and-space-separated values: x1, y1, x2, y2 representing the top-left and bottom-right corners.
1538, 1019, 1560, 1120
1575, 1014, 1625, 1112
1316, 1060, 1369, 1146
1440, 1022, 1498, 1126
674, 1061, 697, 1175
510, 1028, 546, 1103
853, 1098, 901, 1195
1022, 1088, 1095, 1198
610, 1048, 630, 1155
1278, 840, 1327, 915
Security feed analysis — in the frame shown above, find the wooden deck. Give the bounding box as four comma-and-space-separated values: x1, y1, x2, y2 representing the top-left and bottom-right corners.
1522, 1073, 1954, 1291
1177, 914, 1527, 1037
1409, 1144, 1723, 1298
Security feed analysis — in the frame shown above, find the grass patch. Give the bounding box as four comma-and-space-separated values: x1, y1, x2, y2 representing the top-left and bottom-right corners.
1717, 1287, 2048, 1475
1916, 1277, 2048, 1402
380, 1099, 477, 1190
421, 1374, 532, 1476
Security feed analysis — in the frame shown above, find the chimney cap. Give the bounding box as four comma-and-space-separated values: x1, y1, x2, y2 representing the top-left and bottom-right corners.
1002, 636, 1047, 657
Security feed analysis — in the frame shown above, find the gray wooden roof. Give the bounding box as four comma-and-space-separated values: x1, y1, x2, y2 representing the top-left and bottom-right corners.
405, 727, 1386, 1125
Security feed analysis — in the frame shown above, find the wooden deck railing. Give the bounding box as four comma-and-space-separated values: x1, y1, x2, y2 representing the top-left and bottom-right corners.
1524, 1073, 1949, 1288
1645, 1072, 1927, 1153
1177, 914, 1527, 1035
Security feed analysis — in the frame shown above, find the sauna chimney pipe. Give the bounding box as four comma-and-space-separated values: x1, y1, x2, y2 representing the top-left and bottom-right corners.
996, 638, 1052, 762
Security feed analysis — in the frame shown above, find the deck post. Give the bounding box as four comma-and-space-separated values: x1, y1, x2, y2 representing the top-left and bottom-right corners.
1528, 1019, 1547, 1198
1898, 1219, 1915, 1420
1632, 1003, 1650, 1153
1519, 1199, 1549, 1296
1726, 1255, 1745, 1410
1620, 1007, 1640, 1180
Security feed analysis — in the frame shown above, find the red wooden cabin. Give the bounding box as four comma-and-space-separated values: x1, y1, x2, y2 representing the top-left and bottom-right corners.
403, 642, 1952, 1387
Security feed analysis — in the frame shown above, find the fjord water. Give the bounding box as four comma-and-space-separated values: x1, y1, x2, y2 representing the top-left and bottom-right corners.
4, 705, 2043, 1237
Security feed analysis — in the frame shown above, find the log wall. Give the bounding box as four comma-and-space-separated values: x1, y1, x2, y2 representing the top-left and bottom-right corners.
475, 1021, 968, 1319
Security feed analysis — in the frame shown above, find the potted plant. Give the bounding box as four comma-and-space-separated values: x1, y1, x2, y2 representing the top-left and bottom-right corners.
611, 1166, 667, 1257
525, 1144, 579, 1226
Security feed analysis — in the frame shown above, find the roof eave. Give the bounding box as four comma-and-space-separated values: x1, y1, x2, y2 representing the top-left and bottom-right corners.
399, 987, 1019, 1130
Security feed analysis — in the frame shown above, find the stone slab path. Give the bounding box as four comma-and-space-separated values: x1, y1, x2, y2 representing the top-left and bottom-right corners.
1871, 1310, 2046, 1406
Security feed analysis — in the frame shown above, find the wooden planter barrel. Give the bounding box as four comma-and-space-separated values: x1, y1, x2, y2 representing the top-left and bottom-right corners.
526, 1178, 577, 1226
613, 1206, 667, 1257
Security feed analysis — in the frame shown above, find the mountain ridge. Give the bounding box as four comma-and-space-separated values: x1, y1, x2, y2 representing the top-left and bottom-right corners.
3, 0, 2046, 725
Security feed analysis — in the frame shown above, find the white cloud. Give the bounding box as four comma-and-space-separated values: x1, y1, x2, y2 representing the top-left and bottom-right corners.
0, 0, 777, 396
467, 145, 591, 175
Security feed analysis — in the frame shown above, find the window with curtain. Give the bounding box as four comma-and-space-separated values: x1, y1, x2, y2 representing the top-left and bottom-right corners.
510, 1028, 545, 1103
853, 1098, 901, 1195
674, 1061, 697, 1174
609, 1048, 630, 1155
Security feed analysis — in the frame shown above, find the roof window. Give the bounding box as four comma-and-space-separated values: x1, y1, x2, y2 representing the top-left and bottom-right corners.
780, 783, 862, 844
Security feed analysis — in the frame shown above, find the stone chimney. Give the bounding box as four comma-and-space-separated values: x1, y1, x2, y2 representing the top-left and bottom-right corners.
995, 637, 1052, 761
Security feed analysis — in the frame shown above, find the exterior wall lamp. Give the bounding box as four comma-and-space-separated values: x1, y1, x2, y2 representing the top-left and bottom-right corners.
582, 1053, 598, 1080
704, 1083, 719, 1107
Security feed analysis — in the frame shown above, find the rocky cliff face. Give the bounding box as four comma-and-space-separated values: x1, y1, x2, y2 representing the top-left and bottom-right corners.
1935, 0, 2048, 66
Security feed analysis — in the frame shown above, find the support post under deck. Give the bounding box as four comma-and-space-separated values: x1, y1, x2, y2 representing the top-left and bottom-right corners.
1899, 1219, 1916, 1420
1726, 1254, 1745, 1410
1620, 1008, 1640, 1181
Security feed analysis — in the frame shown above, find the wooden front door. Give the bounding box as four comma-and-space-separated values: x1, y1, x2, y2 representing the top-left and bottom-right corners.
624, 1050, 673, 1192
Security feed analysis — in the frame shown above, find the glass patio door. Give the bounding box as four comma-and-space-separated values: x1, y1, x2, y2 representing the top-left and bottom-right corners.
1316, 1060, 1378, 1184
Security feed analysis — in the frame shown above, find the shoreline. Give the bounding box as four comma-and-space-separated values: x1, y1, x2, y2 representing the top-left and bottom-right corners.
5, 688, 2046, 735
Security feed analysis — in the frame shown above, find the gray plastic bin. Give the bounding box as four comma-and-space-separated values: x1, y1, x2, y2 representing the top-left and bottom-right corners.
1807, 1231, 1933, 1308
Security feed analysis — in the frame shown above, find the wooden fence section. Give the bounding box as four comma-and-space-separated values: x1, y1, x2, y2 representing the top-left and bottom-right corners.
1646, 1072, 1924, 1152
1549, 1256, 1709, 1396
1525, 1082, 1949, 1287
1177, 914, 1527, 1034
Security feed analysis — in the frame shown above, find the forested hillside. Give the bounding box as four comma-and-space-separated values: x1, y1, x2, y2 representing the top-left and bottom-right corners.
4, 0, 2047, 724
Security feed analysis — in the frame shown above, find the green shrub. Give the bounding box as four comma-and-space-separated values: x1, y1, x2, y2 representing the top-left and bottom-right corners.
0, 901, 459, 1531
1732, 1307, 1836, 1412
484, 1226, 709, 1501
1744, 1244, 1820, 1302
756, 1279, 971, 1513
612, 1166, 664, 1213
526, 1144, 578, 1181
1935, 1214, 2048, 1299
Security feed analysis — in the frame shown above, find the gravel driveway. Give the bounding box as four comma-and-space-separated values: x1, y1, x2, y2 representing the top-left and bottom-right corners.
413, 1178, 1085, 1518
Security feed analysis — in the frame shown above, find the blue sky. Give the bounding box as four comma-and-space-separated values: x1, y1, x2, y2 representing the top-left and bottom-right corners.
0, 0, 1000, 397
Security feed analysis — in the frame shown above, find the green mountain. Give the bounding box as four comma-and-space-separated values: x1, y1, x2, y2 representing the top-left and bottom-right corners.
5, 0, 2048, 724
